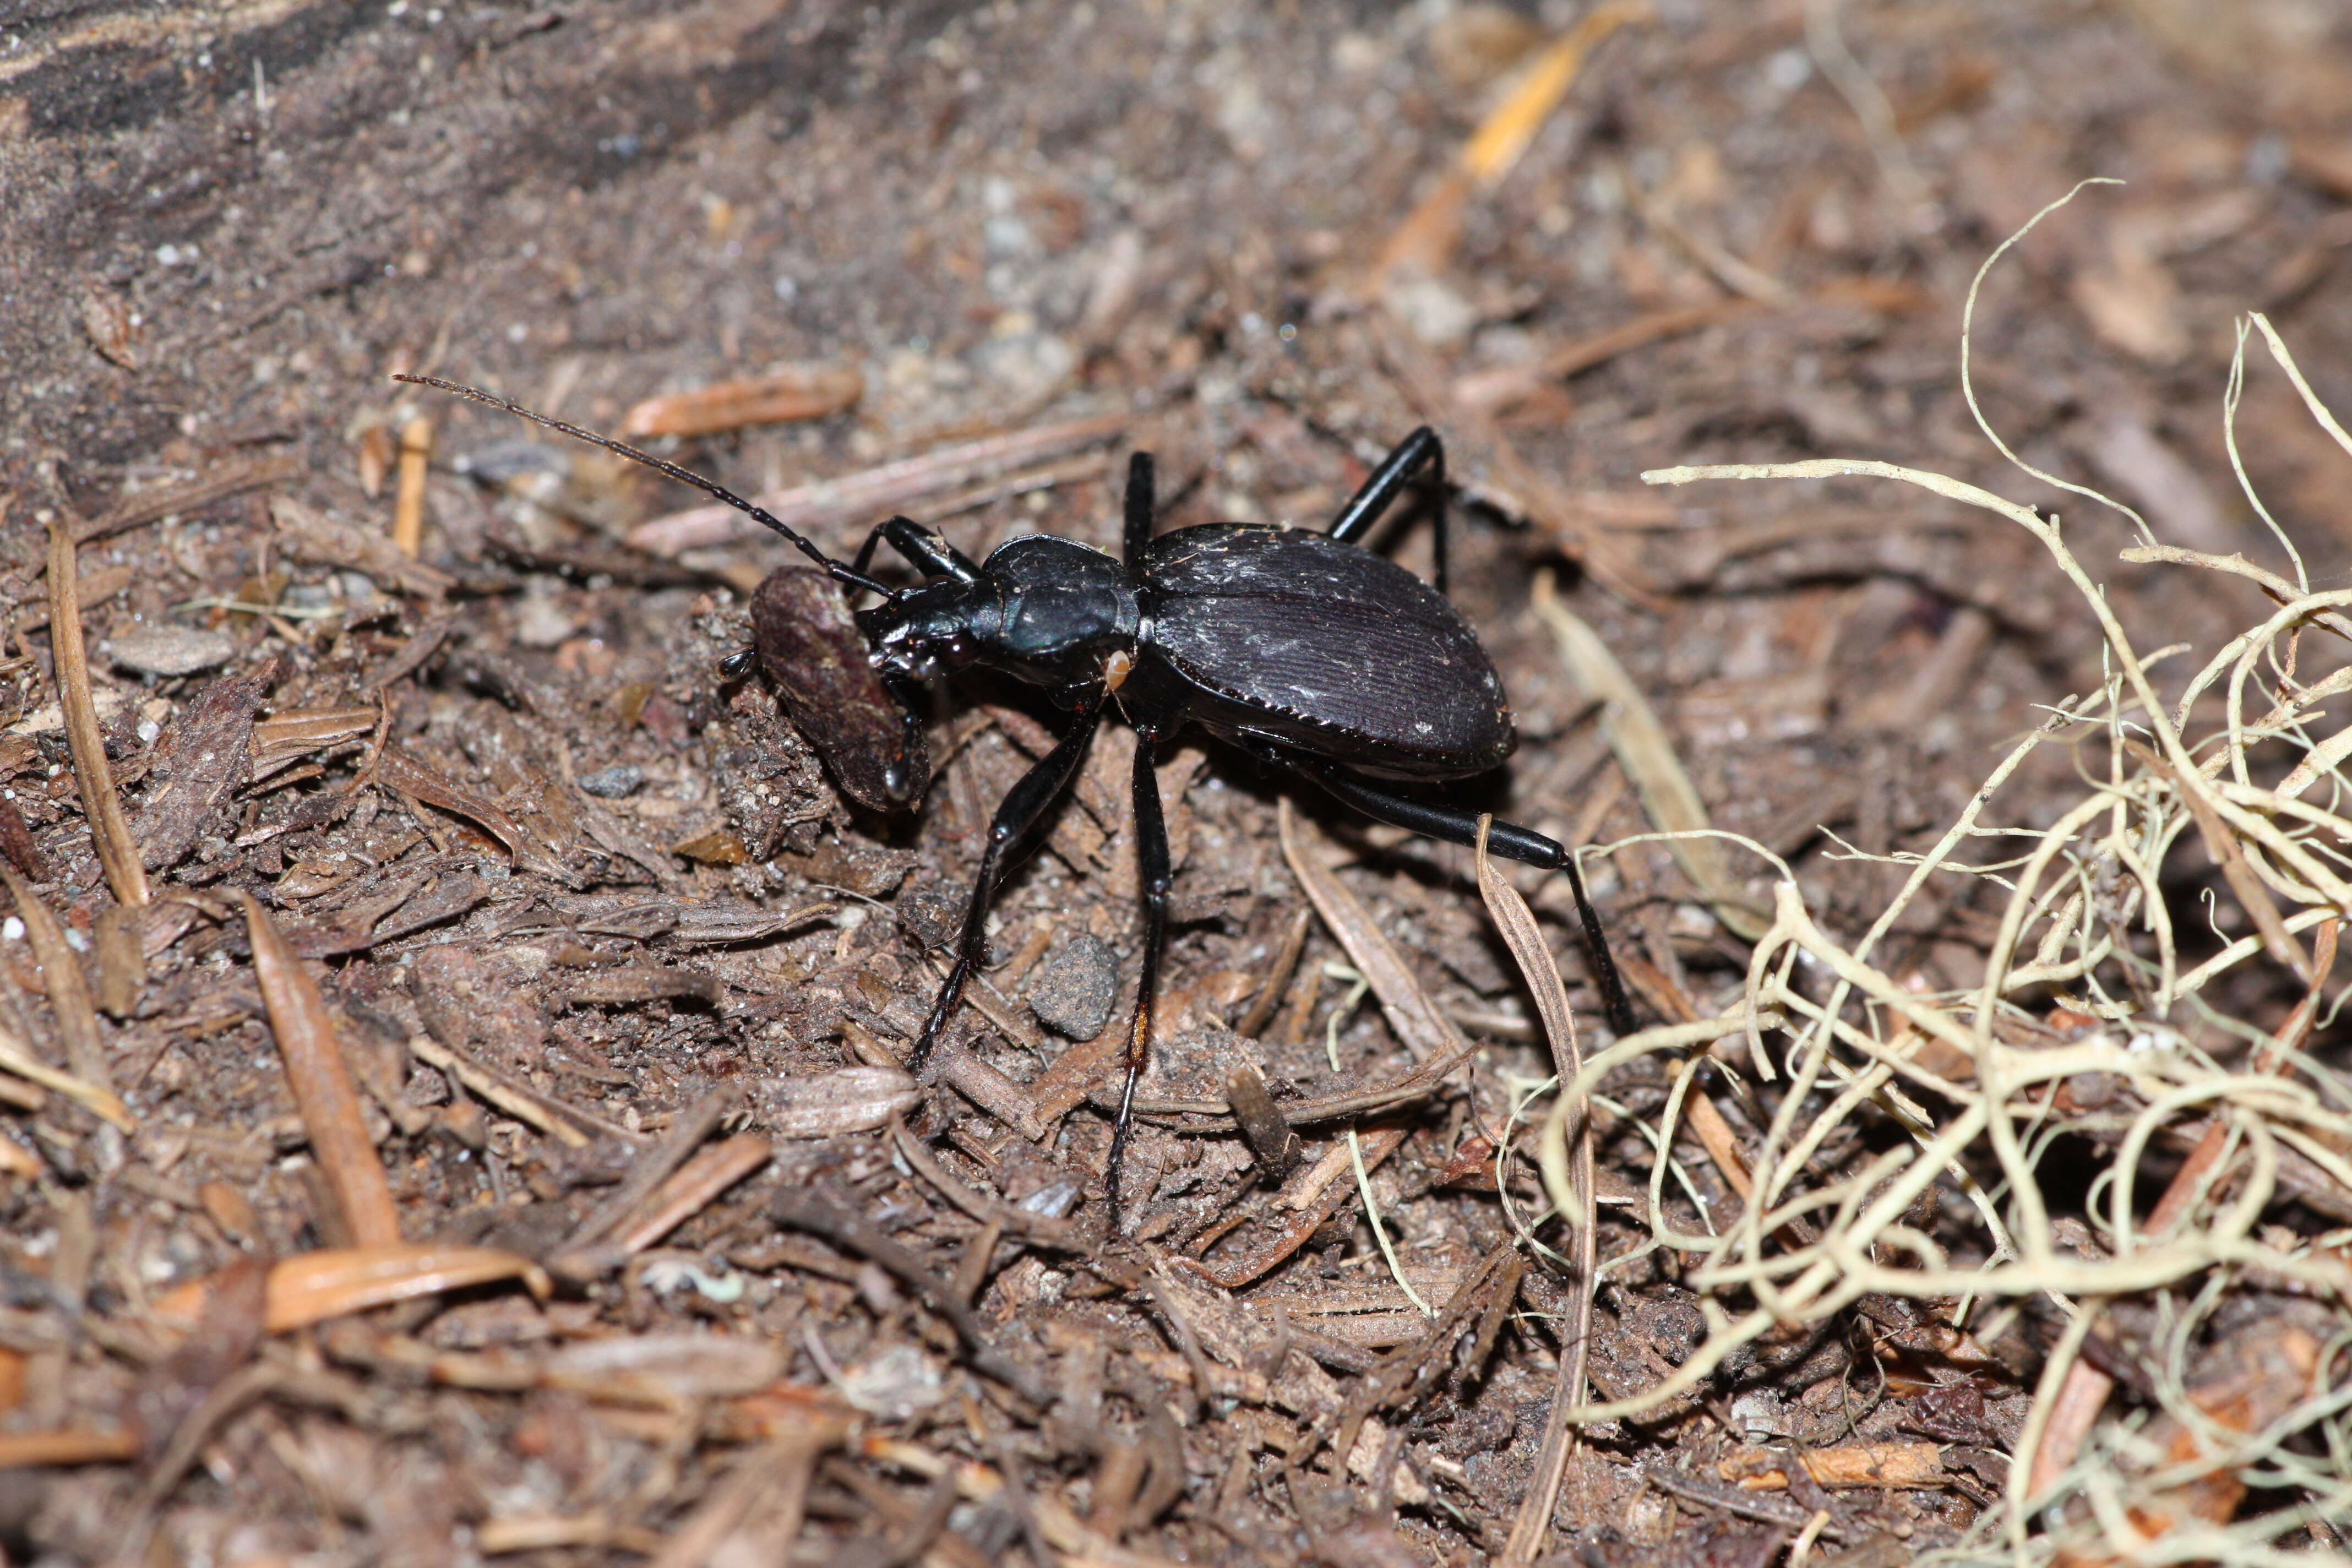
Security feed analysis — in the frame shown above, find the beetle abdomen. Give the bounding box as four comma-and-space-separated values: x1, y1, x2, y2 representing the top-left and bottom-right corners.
1139, 525, 1513, 777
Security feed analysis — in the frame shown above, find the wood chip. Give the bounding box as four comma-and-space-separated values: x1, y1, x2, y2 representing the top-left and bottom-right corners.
91, 903, 144, 1019
758, 1066, 921, 1138
1721, 1442, 1945, 1490
135, 664, 273, 873
1480, 824, 1596, 1567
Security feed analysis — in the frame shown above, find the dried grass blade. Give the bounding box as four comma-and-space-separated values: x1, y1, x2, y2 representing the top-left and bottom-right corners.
1376, 2, 1643, 280
0, 865, 117, 1102
1277, 800, 1461, 1063
241, 891, 402, 1246
1478, 822, 1596, 1566
1530, 571, 1768, 939
46, 520, 148, 907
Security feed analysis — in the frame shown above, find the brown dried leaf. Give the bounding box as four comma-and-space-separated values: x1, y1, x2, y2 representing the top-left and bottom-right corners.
79, 285, 141, 369
373, 745, 536, 865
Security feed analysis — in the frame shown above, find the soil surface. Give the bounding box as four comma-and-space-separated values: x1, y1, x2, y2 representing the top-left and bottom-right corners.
3, 2, 2351, 1565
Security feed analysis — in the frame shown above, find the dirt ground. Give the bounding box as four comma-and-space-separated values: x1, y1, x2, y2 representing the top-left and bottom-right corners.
3, 1, 2351, 1565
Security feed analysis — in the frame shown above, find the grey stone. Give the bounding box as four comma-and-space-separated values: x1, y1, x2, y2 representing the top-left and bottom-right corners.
575, 764, 645, 798
105, 624, 236, 677
1027, 933, 1118, 1041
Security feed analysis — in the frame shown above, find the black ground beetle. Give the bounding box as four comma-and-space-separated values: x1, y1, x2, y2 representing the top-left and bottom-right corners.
397, 374, 1634, 1228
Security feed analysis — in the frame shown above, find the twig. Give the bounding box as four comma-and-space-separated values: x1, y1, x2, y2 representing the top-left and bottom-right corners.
1236, 905, 1313, 1041
887, 1114, 1086, 1248
770, 1185, 1047, 1403
72, 450, 302, 546
392, 415, 431, 557
593, 1136, 771, 1266
405, 1031, 627, 1148
557, 1085, 737, 1254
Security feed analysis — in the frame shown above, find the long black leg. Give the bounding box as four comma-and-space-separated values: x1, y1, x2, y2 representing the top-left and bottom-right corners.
1123, 452, 1156, 569
1105, 725, 1171, 1235
1325, 427, 1449, 596
1291, 761, 1635, 1037
907, 690, 1107, 1069
852, 515, 986, 585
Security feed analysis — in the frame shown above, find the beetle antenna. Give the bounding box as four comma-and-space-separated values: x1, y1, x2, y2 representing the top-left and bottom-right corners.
391, 374, 891, 596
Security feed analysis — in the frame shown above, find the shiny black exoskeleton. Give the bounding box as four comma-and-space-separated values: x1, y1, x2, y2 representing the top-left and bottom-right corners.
395, 374, 1632, 1230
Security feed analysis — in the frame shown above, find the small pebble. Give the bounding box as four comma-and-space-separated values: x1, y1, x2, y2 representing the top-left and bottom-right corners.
106, 625, 236, 677
1028, 932, 1118, 1041
575, 764, 644, 798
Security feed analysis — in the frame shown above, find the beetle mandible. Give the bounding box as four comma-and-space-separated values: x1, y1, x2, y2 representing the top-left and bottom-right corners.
396, 373, 1634, 1229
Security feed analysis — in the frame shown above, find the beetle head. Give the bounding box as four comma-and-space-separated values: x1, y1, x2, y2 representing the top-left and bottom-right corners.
859, 579, 1000, 683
